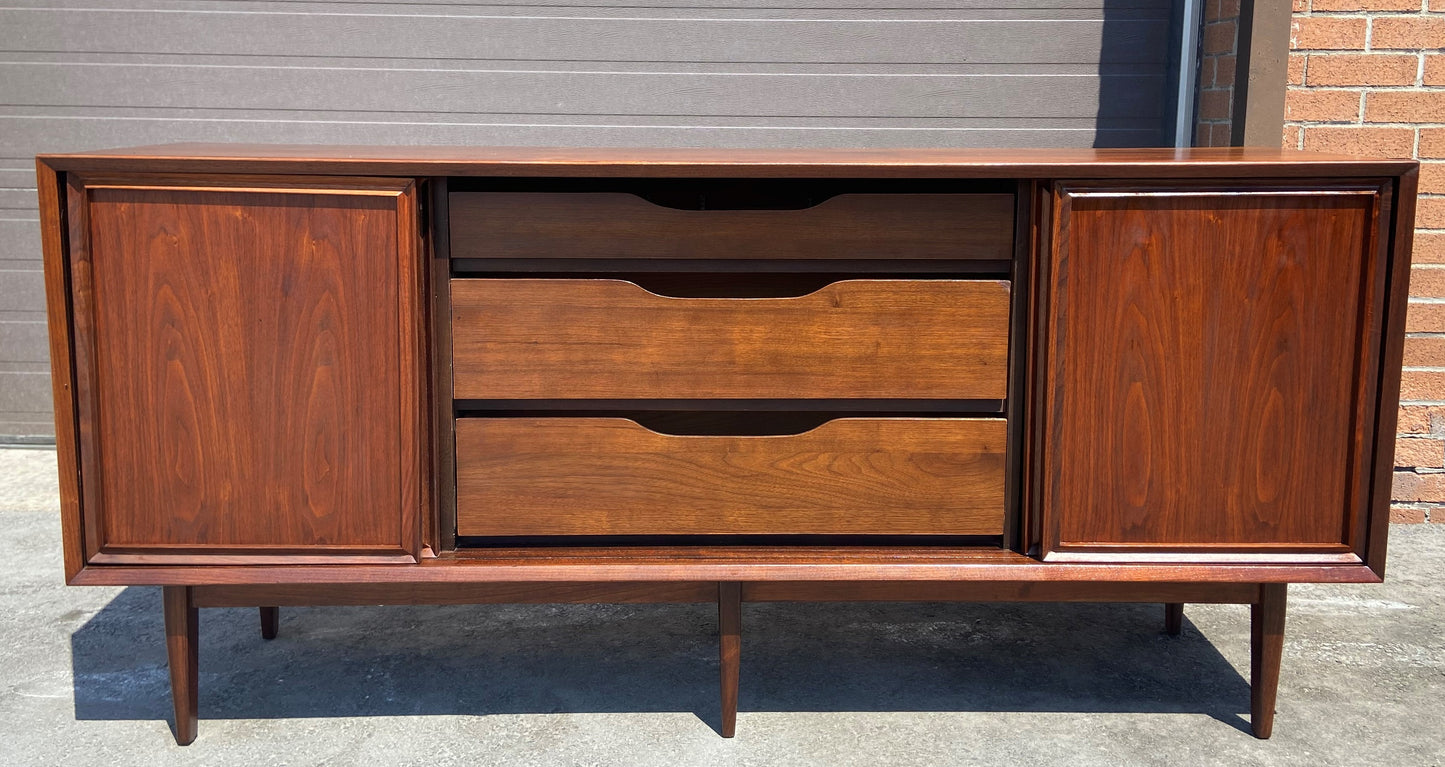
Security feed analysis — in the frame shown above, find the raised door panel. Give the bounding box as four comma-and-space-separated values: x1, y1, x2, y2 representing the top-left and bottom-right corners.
1036, 183, 1391, 562
66, 175, 424, 563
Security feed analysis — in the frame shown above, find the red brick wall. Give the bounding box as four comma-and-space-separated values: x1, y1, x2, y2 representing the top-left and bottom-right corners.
1197, 0, 1242, 145
1282, 0, 1444, 523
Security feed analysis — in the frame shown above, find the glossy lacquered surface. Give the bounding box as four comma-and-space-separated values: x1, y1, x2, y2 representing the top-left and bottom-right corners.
1035, 183, 1390, 562
33, 145, 1419, 747
63, 176, 425, 563
39, 144, 1419, 179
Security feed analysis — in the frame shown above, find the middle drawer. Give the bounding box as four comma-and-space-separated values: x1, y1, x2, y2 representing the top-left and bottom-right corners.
450, 278, 1011, 401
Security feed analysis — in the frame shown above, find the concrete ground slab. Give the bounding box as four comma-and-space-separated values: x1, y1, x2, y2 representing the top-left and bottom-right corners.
1, 447, 1441, 766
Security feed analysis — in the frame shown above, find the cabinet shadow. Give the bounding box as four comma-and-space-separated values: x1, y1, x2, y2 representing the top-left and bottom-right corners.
69, 587, 1251, 735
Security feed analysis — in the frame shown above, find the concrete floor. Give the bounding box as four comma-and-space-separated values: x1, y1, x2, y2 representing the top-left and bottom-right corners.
1, 447, 1442, 766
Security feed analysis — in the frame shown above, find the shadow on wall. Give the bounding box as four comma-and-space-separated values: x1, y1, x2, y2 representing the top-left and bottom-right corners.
70, 588, 1252, 735
1094, 0, 1182, 148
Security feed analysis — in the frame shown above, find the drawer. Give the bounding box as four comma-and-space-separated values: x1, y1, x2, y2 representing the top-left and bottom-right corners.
454, 417, 1007, 537
450, 278, 1011, 401
448, 191, 1014, 262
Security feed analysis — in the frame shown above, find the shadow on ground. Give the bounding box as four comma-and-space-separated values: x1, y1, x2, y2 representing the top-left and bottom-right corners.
70, 590, 1252, 736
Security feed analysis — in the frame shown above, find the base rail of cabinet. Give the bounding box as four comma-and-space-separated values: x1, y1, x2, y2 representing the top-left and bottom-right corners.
161, 580, 1288, 745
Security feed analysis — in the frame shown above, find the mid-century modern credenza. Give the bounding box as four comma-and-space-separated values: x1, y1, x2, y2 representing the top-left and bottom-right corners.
34, 145, 1418, 744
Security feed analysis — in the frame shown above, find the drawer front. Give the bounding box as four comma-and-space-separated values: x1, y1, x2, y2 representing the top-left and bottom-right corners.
455, 417, 1006, 537
451, 278, 1011, 400
449, 191, 1015, 262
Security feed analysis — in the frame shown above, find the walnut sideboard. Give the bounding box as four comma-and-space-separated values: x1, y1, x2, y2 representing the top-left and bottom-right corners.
34, 145, 1418, 744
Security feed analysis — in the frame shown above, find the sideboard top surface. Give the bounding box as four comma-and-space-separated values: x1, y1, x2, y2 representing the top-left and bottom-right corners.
38, 144, 1418, 179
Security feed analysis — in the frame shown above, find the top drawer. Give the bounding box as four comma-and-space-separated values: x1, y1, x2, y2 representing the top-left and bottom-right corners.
449, 190, 1015, 262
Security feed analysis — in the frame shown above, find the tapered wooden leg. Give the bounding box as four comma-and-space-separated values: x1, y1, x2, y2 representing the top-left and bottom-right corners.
718, 581, 741, 738
1164, 602, 1184, 636
163, 586, 198, 746
259, 606, 279, 640
1251, 583, 1287, 739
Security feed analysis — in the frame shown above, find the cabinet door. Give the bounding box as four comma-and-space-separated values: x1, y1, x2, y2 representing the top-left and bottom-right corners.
64, 175, 425, 564
1033, 182, 1393, 563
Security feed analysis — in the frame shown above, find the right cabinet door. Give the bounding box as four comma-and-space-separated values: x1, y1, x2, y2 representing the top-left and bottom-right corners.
1034, 182, 1394, 563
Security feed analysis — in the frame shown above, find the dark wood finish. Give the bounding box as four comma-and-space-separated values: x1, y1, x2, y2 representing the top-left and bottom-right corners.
67, 560, 1382, 587
1038, 183, 1390, 561
1164, 602, 1183, 636
744, 581, 1256, 603
455, 399, 1003, 414
451, 258, 1011, 275
163, 586, 198, 746
39, 145, 1417, 181
63, 175, 425, 562
1003, 181, 1035, 553
429, 177, 456, 557
718, 582, 741, 738
191, 580, 1256, 606
1367, 168, 1418, 577
1022, 181, 1053, 558
35, 159, 87, 583
194, 581, 717, 607
451, 279, 1010, 401
455, 417, 1007, 537
33, 147, 1418, 744
449, 191, 1014, 262
1251, 583, 1287, 739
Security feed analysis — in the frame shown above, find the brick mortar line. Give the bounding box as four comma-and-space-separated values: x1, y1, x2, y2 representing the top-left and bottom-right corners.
1286, 85, 1444, 90
1299, 10, 1444, 16
1296, 54, 1444, 57
1285, 118, 1445, 124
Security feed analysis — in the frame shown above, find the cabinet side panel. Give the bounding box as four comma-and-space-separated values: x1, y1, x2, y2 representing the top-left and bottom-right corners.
37, 161, 85, 581
1046, 187, 1382, 552
82, 186, 407, 550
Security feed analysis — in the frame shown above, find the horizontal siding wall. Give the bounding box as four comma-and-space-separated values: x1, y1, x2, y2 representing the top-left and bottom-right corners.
0, 0, 1178, 439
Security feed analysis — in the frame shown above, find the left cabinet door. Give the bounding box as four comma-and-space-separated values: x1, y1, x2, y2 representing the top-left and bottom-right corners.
53, 175, 426, 567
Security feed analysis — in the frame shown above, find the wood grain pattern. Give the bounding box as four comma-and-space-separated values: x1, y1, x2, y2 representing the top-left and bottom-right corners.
68, 560, 1383, 587
190, 581, 1261, 606
451, 279, 1010, 400
193, 581, 718, 607
67, 176, 424, 559
455, 417, 1006, 537
449, 192, 1014, 262
38, 145, 1418, 181
35, 158, 87, 582
1251, 583, 1287, 739
1038, 185, 1388, 558
743, 581, 1256, 603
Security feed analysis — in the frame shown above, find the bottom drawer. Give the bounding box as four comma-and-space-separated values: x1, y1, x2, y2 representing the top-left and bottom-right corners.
454, 417, 1006, 537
